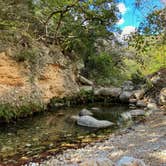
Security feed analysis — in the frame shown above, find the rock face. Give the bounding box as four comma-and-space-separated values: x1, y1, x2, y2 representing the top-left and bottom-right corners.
94, 87, 121, 97
159, 88, 166, 105
116, 156, 146, 166
0, 50, 79, 105
77, 115, 114, 128
79, 109, 93, 116
80, 158, 115, 166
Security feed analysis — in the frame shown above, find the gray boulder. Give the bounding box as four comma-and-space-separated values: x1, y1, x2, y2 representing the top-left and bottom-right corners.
159, 87, 166, 105
119, 91, 133, 103
77, 115, 114, 128
116, 156, 146, 166
79, 108, 93, 116
94, 87, 121, 97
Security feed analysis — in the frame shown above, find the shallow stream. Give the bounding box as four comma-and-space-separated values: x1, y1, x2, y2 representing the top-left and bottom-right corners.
0, 104, 131, 165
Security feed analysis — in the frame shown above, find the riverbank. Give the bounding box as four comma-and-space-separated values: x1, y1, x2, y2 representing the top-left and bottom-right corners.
27, 109, 166, 166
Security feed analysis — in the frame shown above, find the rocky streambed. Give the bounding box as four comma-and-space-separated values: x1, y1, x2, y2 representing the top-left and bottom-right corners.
0, 104, 134, 165
27, 110, 166, 166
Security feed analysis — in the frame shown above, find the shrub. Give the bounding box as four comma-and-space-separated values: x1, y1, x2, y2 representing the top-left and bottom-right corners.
0, 103, 44, 122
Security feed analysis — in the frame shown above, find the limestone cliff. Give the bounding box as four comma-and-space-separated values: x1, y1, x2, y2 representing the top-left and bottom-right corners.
0, 47, 79, 107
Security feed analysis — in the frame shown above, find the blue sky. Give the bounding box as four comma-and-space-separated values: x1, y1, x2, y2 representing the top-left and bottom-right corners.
117, 0, 165, 35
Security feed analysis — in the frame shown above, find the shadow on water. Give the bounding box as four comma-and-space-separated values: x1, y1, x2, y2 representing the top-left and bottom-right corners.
0, 104, 130, 165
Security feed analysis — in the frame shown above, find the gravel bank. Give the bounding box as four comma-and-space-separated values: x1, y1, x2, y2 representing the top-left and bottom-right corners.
27, 110, 166, 166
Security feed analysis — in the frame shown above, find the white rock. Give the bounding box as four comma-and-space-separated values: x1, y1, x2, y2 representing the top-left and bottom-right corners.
77, 116, 114, 128
116, 156, 146, 166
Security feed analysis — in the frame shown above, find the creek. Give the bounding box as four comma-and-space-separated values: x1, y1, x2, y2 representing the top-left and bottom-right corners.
0, 104, 131, 165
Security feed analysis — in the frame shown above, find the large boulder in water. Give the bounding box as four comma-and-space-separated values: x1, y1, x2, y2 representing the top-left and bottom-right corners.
77, 115, 114, 128
94, 87, 121, 97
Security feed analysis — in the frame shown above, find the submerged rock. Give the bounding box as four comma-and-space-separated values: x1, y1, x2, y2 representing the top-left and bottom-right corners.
121, 109, 145, 121
116, 156, 146, 166
80, 157, 115, 166
94, 87, 121, 97
77, 115, 114, 128
79, 109, 93, 116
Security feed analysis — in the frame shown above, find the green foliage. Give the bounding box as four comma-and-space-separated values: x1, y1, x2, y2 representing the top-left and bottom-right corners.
131, 70, 146, 84
127, 4, 166, 77
14, 48, 37, 62
33, 0, 119, 60
0, 103, 44, 122
86, 52, 125, 85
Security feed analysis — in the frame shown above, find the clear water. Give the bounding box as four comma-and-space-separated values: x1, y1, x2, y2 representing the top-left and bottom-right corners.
0, 104, 130, 165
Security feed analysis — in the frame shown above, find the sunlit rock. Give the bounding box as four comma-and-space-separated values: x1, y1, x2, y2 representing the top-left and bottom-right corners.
116, 156, 146, 166
77, 115, 114, 128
